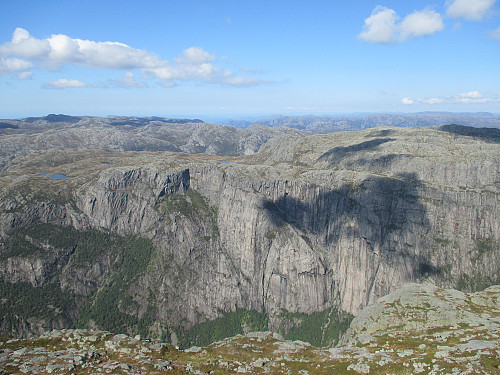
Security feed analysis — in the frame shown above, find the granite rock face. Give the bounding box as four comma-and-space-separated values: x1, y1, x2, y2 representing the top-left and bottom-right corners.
0, 125, 499, 340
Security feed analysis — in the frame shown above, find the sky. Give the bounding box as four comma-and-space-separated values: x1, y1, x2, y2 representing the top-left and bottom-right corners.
0, 0, 500, 119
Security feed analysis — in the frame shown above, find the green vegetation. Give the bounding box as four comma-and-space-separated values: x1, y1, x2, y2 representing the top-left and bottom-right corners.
280, 307, 353, 347
76, 234, 155, 337
433, 236, 451, 246
0, 277, 77, 334
1, 221, 117, 262
0, 232, 41, 259
475, 237, 497, 258
161, 188, 210, 216
161, 188, 219, 238
176, 309, 268, 349
265, 224, 286, 240
0, 222, 157, 338
456, 271, 500, 293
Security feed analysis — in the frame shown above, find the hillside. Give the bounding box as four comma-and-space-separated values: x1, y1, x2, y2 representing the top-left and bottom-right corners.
0, 115, 307, 170
0, 123, 499, 350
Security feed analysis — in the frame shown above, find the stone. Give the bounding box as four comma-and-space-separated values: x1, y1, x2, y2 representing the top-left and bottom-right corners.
347, 362, 371, 374
184, 346, 202, 353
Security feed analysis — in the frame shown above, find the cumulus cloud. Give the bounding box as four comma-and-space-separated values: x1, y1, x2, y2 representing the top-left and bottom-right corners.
490, 26, 500, 39
17, 71, 33, 80
0, 56, 32, 74
400, 9, 444, 41
45, 78, 88, 89
0, 28, 263, 87
402, 97, 444, 105
114, 72, 148, 88
456, 90, 490, 103
459, 90, 483, 98
94, 72, 148, 89
359, 6, 398, 43
424, 97, 445, 104
174, 47, 216, 65
359, 7, 444, 43
0, 28, 162, 70
446, 0, 496, 20
402, 91, 492, 105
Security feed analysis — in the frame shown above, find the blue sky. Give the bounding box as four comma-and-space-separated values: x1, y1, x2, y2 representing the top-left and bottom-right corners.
1, 0, 499, 119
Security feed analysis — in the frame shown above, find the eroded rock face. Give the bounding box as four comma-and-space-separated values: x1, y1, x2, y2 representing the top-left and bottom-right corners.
0, 125, 499, 340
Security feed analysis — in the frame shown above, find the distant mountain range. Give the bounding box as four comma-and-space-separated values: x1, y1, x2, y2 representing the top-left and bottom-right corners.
0, 114, 306, 170
2, 112, 500, 171
222, 112, 500, 133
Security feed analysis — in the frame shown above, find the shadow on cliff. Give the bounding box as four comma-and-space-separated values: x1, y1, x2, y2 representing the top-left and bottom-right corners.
316, 138, 415, 172
262, 171, 438, 279
438, 124, 500, 143
317, 138, 394, 164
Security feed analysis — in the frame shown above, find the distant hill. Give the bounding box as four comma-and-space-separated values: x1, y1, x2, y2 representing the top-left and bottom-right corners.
438, 124, 500, 143
0, 122, 19, 129
222, 112, 500, 133
0, 115, 307, 170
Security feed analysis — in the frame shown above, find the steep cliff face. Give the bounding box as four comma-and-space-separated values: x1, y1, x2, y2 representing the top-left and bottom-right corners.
0, 125, 499, 343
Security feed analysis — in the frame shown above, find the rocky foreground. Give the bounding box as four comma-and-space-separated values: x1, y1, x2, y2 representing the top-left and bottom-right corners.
1, 283, 499, 374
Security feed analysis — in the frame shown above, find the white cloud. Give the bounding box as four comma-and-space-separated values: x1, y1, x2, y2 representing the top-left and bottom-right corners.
0, 28, 263, 87
0, 28, 163, 71
359, 6, 398, 43
175, 47, 216, 65
17, 71, 33, 80
446, 0, 496, 20
45, 78, 88, 89
359, 7, 444, 43
0, 56, 32, 74
0, 28, 51, 60
220, 75, 263, 86
94, 72, 148, 89
490, 26, 500, 39
400, 9, 444, 41
456, 90, 490, 103
240, 67, 265, 74
424, 97, 444, 104
115, 72, 148, 88
459, 90, 483, 98
402, 91, 492, 105
145, 47, 263, 85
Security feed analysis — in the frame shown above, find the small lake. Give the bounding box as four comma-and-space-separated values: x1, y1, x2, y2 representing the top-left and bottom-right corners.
50, 174, 71, 180
101, 162, 115, 166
